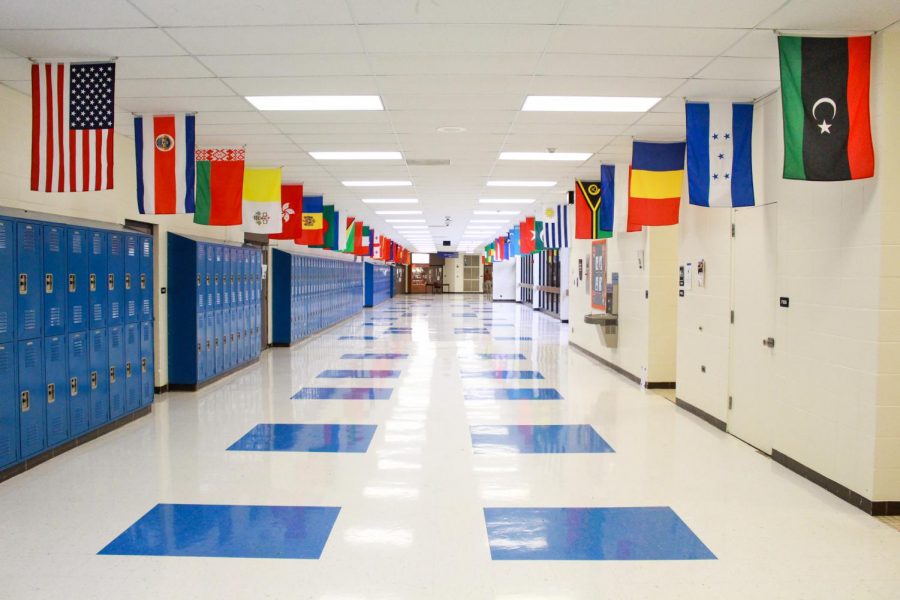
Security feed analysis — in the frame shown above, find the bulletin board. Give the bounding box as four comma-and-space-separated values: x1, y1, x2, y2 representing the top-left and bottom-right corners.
591, 240, 607, 310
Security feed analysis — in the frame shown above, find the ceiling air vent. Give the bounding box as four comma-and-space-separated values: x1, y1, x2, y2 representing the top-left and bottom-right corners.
406, 158, 451, 167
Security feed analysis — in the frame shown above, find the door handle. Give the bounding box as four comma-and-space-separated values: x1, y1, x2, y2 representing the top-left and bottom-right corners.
763, 337, 775, 348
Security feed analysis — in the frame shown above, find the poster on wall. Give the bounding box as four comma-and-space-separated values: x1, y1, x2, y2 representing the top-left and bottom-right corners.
591, 240, 607, 311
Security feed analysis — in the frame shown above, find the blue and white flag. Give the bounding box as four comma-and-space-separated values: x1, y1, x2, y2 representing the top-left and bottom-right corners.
541, 203, 569, 249
686, 102, 755, 208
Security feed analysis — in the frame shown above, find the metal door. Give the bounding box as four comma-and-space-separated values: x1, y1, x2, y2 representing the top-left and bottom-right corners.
66, 228, 89, 333
16, 222, 42, 340
107, 233, 125, 327
107, 325, 125, 418
124, 322, 140, 412
88, 230, 107, 329
67, 331, 90, 436
43, 225, 67, 337
44, 335, 68, 446
88, 328, 109, 428
140, 320, 154, 406
0, 343, 17, 467
124, 234, 140, 323
18, 338, 45, 457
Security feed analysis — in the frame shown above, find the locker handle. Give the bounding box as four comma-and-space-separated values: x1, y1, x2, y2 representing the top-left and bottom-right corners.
197, 343, 202, 354
45, 273, 53, 293
90, 371, 98, 389
126, 362, 132, 378
108, 273, 115, 290
89, 273, 97, 292
206, 274, 211, 285
70, 377, 78, 397
47, 383, 55, 403
141, 357, 147, 373
109, 366, 116, 383
140, 274, 147, 290
20, 390, 30, 412
197, 275, 201, 287
125, 273, 132, 290
69, 274, 76, 292
206, 340, 210, 350
18, 273, 27, 294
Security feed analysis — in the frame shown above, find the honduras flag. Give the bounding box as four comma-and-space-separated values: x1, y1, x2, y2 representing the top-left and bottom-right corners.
686, 102, 755, 207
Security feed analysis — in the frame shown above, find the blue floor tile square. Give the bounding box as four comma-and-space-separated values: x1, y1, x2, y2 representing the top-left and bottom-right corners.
471, 425, 613, 454
292, 387, 394, 400
476, 354, 527, 360
341, 353, 409, 359
460, 370, 544, 379
318, 369, 401, 379
464, 388, 563, 400
100, 504, 341, 559
228, 424, 377, 453
484, 507, 715, 561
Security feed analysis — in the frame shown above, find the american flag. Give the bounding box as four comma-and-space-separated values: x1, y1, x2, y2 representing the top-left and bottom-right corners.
31, 62, 116, 192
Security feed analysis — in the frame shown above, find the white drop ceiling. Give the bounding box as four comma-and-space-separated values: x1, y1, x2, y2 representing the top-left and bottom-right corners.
0, 0, 898, 251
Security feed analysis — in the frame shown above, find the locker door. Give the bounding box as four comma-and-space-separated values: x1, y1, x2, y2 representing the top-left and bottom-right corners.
0, 220, 14, 344
140, 321, 154, 406
205, 311, 215, 377
89, 328, 109, 428
18, 338, 46, 458
196, 312, 206, 381
124, 234, 140, 324
221, 308, 230, 369
0, 343, 17, 467
108, 325, 125, 418
196, 243, 206, 312
43, 225, 67, 337
66, 228, 89, 333
107, 233, 125, 327
237, 306, 246, 363
139, 235, 153, 322
222, 247, 231, 310
214, 309, 224, 373
206, 243, 214, 309
67, 332, 89, 436
230, 308, 238, 367
214, 245, 223, 309
16, 222, 43, 340
124, 323, 140, 412
44, 335, 68, 446
88, 230, 107, 329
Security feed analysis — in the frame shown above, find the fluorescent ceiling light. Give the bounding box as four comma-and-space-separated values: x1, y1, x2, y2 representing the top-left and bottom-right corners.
471, 219, 509, 223
246, 95, 383, 111
499, 152, 592, 161
474, 210, 520, 215
395, 226, 428, 230
522, 95, 660, 112
487, 180, 556, 187
361, 198, 419, 204
343, 180, 412, 187
478, 199, 535, 205
385, 219, 425, 223
375, 210, 422, 215
310, 151, 402, 160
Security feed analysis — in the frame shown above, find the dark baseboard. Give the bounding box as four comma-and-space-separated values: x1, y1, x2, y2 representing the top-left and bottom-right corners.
569, 341, 641, 386
674, 397, 727, 431
0, 405, 153, 484
168, 357, 261, 391
561, 319, 569, 324
271, 342, 291, 347
492, 299, 516, 303
646, 381, 676, 389
772, 449, 899, 516
154, 384, 169, 394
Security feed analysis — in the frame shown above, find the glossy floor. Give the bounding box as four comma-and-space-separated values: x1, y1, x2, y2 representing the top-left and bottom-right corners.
0, 295, 898, 598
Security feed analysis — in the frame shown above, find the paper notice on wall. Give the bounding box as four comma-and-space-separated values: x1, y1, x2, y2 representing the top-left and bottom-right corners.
684, 262, 692, 290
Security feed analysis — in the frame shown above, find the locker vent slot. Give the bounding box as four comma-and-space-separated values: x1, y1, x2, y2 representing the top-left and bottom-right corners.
127, 238, 137, 256
23, 309, 36, 332
111, 303, 120, 320
49, 340, 62, 361
0, 313, 7, 335
142, 299, 150, 315
22, 225, 36, 251
128, 301, 136, 317
92, 304, 102, 322
111, 235, 122, 254
24, 342, 38, 367
72, 305, 84, 324
92, 234, 102, 254
71, 230, 83, 253
0, 347, 7, 370
48, 227, 61, 251
49, 307, 62, 327
0, 222, 7, 248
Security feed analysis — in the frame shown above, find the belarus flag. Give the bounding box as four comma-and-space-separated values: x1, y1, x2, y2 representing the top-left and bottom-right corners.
135, 113, 196, 214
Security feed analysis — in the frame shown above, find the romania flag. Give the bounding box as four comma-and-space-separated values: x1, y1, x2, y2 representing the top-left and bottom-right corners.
627, 141, 685, 229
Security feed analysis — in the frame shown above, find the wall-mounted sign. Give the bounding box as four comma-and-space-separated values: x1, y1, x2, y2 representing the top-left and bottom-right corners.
591, 240, 607, 311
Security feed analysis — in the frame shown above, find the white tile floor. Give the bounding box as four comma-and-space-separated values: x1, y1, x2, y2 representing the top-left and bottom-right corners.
0, 295, 898, 599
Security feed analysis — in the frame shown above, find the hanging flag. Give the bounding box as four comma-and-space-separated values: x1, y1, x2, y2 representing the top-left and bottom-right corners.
194, 148, 244, 225
575, 167, 614, 239
339, 216, 350, 252
533, 220, 545, 253
268, 184, 302, 240
509, 225, 521, 257
343, 217, 361, 253
628, 141, 685, 228
242, 168, 282, 233
686, 103, 755, 207
31, 62, 116, 193
484, 243, 494, 264
354, 226, 371, 256
778, 35, 874, 181
320, 205, 338, 250
543, 203, 569, 249
295, 195, 325, 246
520, 217, 536, 254
135, 113, 196, 214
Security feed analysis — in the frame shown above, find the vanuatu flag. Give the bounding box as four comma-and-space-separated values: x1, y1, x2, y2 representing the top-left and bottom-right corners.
575, 166, 615, 239
778, 35, 874, 181
194, 148, 244, 225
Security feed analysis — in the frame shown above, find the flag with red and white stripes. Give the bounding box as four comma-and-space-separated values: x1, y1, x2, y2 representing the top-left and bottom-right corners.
31, 62, 116, 193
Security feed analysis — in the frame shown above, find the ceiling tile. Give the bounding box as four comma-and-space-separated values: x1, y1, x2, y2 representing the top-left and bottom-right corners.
358, 24, 555, 53
624, 124, 686, 139
695, 57, 779, 81
560, 0, 786, 28
223, 76, 379, 96
265, 111, 391, 124
288, 133, 399, 146
382, 94, 524, 111
528, 75, 685, 96
117, 78, 234, 97
0, 28, 187, 58
199, 54, 372, 78
195, 111, 268, 124
545, 26, 745, 56
166, 26, 363, 55
376, 75, 533, 95
348, 0, 565, 24
0, 0, 152, 28
636, 111, 686, 126
649, 96, 687, 113
369, 53, 540, 75
724, 30, 779, 58
196, 123, 283, 136
0, 57, 30, 80
131, 0, 354, 26
760, 0, 900, 31
117, 56, 214, 79
536, 53, 709, 78
117, 96, 253, 113
678, 78, 780, 100
276, 122, 396, 135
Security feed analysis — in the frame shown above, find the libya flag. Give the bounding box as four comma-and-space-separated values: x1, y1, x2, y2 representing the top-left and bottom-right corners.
778, 35, 874, 181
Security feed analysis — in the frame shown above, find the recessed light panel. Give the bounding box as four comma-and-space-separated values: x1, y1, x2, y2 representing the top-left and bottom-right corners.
487, 181, 556, 187
522, 96, 660, 112
310, 152, 402, 160
499, 152, 592, 161
478, 199, 535, 204
474, 210, 520, 215
343, 181, 412, 187
246, 95, 384, 111
361, 199, 419, 204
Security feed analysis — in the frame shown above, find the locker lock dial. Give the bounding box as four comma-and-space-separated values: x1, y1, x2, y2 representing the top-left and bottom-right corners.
20, 390, 30, 412
108, 274, 115, 290
18, 273, 27, 294
45, 273, 53, 293
47, 383, 55, 403
125, 273, 131, 290
68, 274, 76, 292
70, 377, 78, 396
89, 274, 97, 292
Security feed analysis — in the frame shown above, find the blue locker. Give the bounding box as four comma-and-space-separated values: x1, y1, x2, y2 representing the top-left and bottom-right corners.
107, 232, 125, 327
0, 220, 14, 344
140, 235, 153, 322
16, 221, 43, 340
89, 328, 109, 428
222, 247, 231, 309
18, 338, 46, 458
124, 234, 140, 324
67, 332, 89, 437
196, 242, 207, 312
230, 308, 239, 367
195, 313, 205, 381
66, 228, 89, 333
140, 320, 154, 406
108, 325, 125, 418
44, 335, 68, 446
206, 243, 214, 309
0, 343, 17, 467
88, 230, 107, 329
205, 311, 215, 378
214, 309, 224, 373
214, 245, 223, 309
43, 225, 67, 337
125, 322, 140, 412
